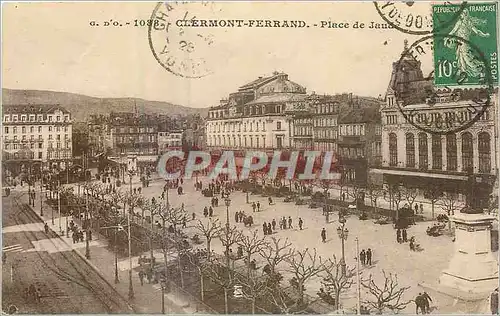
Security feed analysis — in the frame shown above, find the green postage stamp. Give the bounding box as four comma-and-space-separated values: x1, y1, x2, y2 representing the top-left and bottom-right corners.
433, 2, 498, 87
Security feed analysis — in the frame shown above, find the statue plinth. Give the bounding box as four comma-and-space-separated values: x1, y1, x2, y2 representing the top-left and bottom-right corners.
439, 212, 498, 298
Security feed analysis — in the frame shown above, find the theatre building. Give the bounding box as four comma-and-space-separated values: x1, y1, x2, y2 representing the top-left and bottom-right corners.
371, 42, 498, 209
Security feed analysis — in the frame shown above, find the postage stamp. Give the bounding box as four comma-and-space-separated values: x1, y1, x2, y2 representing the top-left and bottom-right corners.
432, 2, 498, 87
373, 1, 467, 35
148, 1, 222, 78
392, 33, 493, 134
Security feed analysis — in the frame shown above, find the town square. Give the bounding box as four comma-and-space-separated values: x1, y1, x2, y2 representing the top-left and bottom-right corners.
2, 1, 499, 315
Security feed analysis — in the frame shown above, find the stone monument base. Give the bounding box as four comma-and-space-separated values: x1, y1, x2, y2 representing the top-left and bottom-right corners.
438, 212, 498, 300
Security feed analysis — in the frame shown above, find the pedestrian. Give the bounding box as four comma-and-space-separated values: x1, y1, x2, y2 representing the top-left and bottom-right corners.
397, 228, 402, 243
203, 206, 208, 217
44, 223, 49, 234
267, 222, 272, 235
342, 193, 346, 201
360, 249, 366, 265
283, 216, 287, 229
366, 248, 372, 265
402, 229, 408, 243
263, 222, 268, 235
182, 215, 187, 228
288, 216, 293, 229
192, 212, 196, 220
147, 268, 153, 284
422, 291, 432, 313
257, 201, 260, 212
252, 202, 256, 212
298, 217, 303, 230
415, 293, 425, 314
414, 204, 419, 215
491, 288, 498, 315
139, 270, 145, 286
420, 203, 424, 214
235, 211, 239, 223
272, 218, 276, 231
88, 230, 93, 241
321, 228, 327, 243
268, 196, 273, 205
209, 206, 214, 217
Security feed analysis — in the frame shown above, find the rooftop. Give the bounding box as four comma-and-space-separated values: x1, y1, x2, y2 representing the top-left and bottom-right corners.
339, 104, 381, 124
3, 104, 70, 115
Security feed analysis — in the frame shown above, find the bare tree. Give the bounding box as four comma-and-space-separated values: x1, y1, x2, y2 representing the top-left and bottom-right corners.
320, 255, 355, 311
219, 225, 243, 283
237, 229, 267, 278
236, 268, 269, 314
366, 183, 384, 213
425, 185, 443, 219
401, 186, 418, 211
347, 183, 365, 205
361, 271, 412, 314
201, 255, 234, 314
194, 218, 222, 261
285, 248, 325, 305
108, 189, 126, 217
259, 237, 292, 277
439, 192, 462, 232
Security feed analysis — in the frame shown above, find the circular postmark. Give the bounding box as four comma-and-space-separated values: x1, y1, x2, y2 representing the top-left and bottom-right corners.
392, 34, 493, 135
373, 1, 467, 35
148, 1, 222, 78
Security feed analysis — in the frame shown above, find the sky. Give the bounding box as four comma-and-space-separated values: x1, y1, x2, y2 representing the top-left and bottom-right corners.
2, 1, 435, 109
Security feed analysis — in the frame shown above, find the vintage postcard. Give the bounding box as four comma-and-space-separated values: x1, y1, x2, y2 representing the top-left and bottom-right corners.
1, 1, 499, 315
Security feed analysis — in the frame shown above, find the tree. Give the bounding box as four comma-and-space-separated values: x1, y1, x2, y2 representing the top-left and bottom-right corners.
194, 218, 222, 261
361, 271, 412, 314
401, 186, 418, 211
218, 225, 243, 283
347, 182, 365, 206
237, 229, 266, 278
285, 248, 325, 305
439, 192, 462, 232
425, 185, 443, 219
320, 255, 355, 311
236, 268, 269, 314
259, 237, 292, 277
366, 183, 384, 213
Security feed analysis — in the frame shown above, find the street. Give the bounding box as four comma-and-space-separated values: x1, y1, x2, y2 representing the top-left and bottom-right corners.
2, 192, 134, 314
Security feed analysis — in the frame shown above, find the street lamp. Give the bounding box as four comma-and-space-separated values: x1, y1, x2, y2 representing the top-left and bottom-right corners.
160, 277, 167, 314
336, 216, 349, 276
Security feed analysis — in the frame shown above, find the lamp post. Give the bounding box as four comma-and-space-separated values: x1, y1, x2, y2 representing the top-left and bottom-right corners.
160, 277, 167, 314
336, 216, 349, 276
127, 168, 135, 300
224, 193, 231, 315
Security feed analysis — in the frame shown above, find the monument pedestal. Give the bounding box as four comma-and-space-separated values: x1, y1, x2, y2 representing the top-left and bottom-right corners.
438, 212, 498, 298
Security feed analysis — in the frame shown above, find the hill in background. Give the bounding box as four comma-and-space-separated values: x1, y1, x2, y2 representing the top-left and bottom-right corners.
2, 88, 208, 122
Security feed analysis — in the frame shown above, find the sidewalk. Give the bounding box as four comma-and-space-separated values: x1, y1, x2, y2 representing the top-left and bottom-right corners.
13, 187, 200, 314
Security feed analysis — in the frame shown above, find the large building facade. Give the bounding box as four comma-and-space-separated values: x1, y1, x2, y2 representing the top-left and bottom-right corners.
3, 104, 73, 175
372, 43, 498, 208
206, 72, 308, 151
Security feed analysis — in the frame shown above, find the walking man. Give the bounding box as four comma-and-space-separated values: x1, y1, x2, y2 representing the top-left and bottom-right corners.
321, 228, 327, 243
397, 228, 402, 243
272, 218, 276, 231
139, 270, 145, 286
298, 218, 303, 230
257, 201, 260, 212
422, 291, 432, 313
366, 248, 372, 265
209, 206, 214, 217
263, 222, 268, 235
420, 203, 424, 214
402, 229, 408, 243
252, 202, 256, 212
360, 249, 366, 265
415, 293, 424, 314
288, 216, 293, 229
182, 215, 187, 228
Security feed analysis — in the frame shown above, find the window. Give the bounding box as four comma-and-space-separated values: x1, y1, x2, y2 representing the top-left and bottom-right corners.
418, 133, 428, 170
4, 127, 8, 134
37, 115, 43, 121
38, 152, 42, 159
13, 127, 17, 134
461, 132, 473, 172
276, 121, 282, 130
22, 127, 26, 134
13, 115, 18, 122
49, 126, 52, 132
48, 116, 52, 122
21, 115, 26, 122
4, 115, 10, 122
446, 134, 457, 171
29, 115, 35, 121
478, 132, 491, 173
406, 133, 415, 168
38, 126, 42, 133
389, 133, 398, 167
57, 116, 61, 122
56, 126, 60, 132
30, 126, 34, 133
432, 135, 442, 170
49, 135, 53, 140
